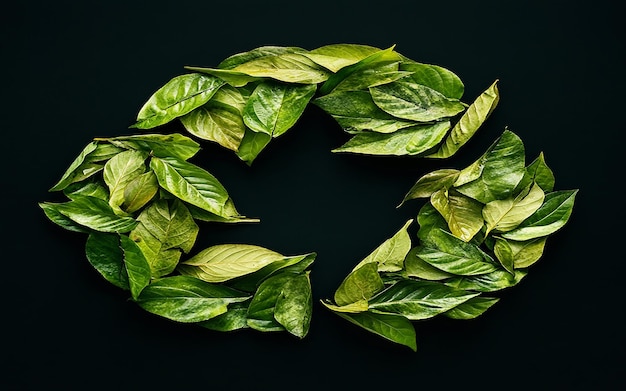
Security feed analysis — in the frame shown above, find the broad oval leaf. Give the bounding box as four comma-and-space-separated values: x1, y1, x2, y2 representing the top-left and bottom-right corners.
105, 133, 201, 161
243, 81, 316, 137
103, 150, 147, 214
370, 78, 465, 122
136, 275, 250, 323
229, 53, 330, 84
399, 60, 465, 99
334, 311, 417, 351
180, 244, 288, 283
133, 73, 225, 129
334, 262, 384, 306
353, 219, 413, 272
49, 141, 98, 191
444, 296, 499, 320
495, 237, 547, 269
483, 182, 545, 235
235, 128, 272, 166
526, 152, 555, 192
121, 171, 159, 213
303, 43, 382, 72
119, 234, 151, 300
85, 232, 129, 290
149, 156, 230, 216
52, 196, 138, 233
200, 305, 250, 332
502, 190, 578, 241
431, 189, 484, 242
404, 247, 453, 281
416, 202, 449, 244
274, 272, 313, 338
40, 202, 92, 233
368, 279, 479, 320
217, 46, 307, 69
446, 269, 528, 292
400, 169, 460, 206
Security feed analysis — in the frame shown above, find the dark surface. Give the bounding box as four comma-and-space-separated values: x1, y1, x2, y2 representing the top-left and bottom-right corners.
4, 1, 624, 390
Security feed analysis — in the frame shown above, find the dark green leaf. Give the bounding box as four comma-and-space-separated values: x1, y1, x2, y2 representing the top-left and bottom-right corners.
105, 133, 201, 160
51, 196, 138, 233
121, 171, 159, 213
334, 262, 384, 306
399, 60, 465, 99
333, 311, 417, 351
444, 296, 499, 319
85, 232, 129, 290
119, 234, 151, 300
446, 269, 528, 292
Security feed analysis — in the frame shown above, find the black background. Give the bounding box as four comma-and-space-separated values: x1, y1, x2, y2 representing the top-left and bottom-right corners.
3, 1, 624, 390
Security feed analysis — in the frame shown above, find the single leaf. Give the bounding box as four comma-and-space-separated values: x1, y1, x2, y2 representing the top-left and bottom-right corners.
274, 272, 313, 338
136, 275, 250, 323
132, 73, 225, 129
332, 121, 450, 156
483, 182, 545, 235
415, 202, 449, 244
446, 269, 528, 292
303, 43, 382, 72
353, 219, 413, 272
180, 244, 287, 283
334, 262, 384, 306
404, 246, 453, 280
119, 234, 151, 300
121, 171, 159, 213
333, 311, 417, 351
129, 199, 199, 278
502, 190, 578, 241
104, 133, 201, 160
243, 81, 316, 137
320, 299, 369, 313
370, 78, 465, 122
330, 62, 412, 93
400, 169, 460, 205
492, 237, 515, 274
199, 305, 250, 332
526, 152, 555, 192
427, 80, 500, 158
246, 272, 298, 333
454, 129, 527, 203
444, 296, 499, 319
399, 60, 465, 99
85, 232, 129, 290
49, 141, 98, 191
235, 127, 272, 165
368, 279, 479, 320
313, 90, 417, 133
415, 228, 498, 276
64, 180, 109, 201
217, 46, 308, 69
40, 202, 92, 233
496, 237, 547, 269
228, 52, 330, 84
149, 156, 230, 216
52, 196, 138, 233
103, 150, 147, 214
431, 188, 484, 242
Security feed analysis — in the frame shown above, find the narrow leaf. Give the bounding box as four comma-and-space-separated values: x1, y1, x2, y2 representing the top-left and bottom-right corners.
119, 234, 151, 300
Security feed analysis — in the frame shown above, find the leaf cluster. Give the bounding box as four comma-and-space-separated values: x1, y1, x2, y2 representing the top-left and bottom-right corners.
322, 129, 578, 351
39, 133, 315, 338
130, 44, 497, 164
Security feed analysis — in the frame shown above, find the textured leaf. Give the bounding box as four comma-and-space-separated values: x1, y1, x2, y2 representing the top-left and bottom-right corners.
370, 78, 465, 122
444, 296, 499, 319
330, 62, 411, 93
431, 189, 484, 242
427, 80, 499, 158
133, 73, 225, 129
334, 262, 384, 306
526, 152, 555, 192
314, 90, 417, 133
64, 180, 109, 201
334, 311, 417, 351
446, 269, 528, 292
103, 150, 147, 214
353, 219, 413, 272
496, 237, 547, 269
400, 60, 465, 99
85, 232, 129, 289
121, 171, 159, 213
303, 43, 382, 72
130, 199, 199, 278
119, 234, 151, 300
502, 190, 578, 241
400, 169, 460, 205
150, 156, 230, 216
226, 52, 330, 84
199, 305, 250, 331
415, 203, 449, 244
368, 279, 479, 320
136, 275, 250, 323
235, 127, 272, 165
217, 46, 307, 69
274, 272, 313, 338
332, 121, 450, 156
40, 202, 92, 233
180, 244, 287, 283
454, 130, 527, 203
49, 141, 99, 191
415, 228, 498, 276
243, 81, 316, 137
404, 247, 453, 280
483, 182, 545, 235
50, 196, 138, 233
105, 133, 201, 161
320, 299, 369, 313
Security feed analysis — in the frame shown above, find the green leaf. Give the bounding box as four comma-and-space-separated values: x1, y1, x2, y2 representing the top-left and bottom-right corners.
445, 269, 528, 292
85, 232, 129, 290
274, 272, 313, 338
333, 262, 384, 306
129, 199, 199, 278
103, 150, 147, 214
415, 228, 498, 276
427, 80, 500, 158
404, 246, 453, 280
492, 237, 515, 274
235, 127, 272, 165
64, 180, 109, 201
415, 203, 449, 244
444, 296, 499, 319
496, 237, 547, 269
50, 196, 138, 233
187, 199, 260, 224
224, 52, 330, 84
40, 202, 92, 233
303, 43, 382, 72
104, 133, 201, 161
136, 275, 250, 323
121, 171, 159, 213
330, 61, 412, 93
49, 141, 99, 191
368, 279, 479, 320
526, 152, 555, 192
149, 156, 230, 216
320, 299, 369, 313
217, 46, 308, 69
313, 90, 417, 134
353, 219, 413, 272
199, 305, 250, 332
399, 60, 465, 99
180, 85, 247, 152
502, 190, 578, 241
332, 121, 450, 156
318, 46, 402, 95
370, 78, 465, 122
243, 81, 316, 137
431, 189, 484, 242
400, 169, 460, 205
179, 244, 288, 283
132, 73, 225, 129
334, 311, 417, 351
454, 129, 527, 203
119, 234, 151, 300
483, 182, 545, 235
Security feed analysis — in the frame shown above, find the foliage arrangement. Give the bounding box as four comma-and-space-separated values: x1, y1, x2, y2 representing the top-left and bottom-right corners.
39, 44, 576, 349
322, 129, 577, 350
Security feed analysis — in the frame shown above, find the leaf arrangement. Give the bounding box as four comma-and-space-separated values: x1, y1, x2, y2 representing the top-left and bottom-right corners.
322, 129, 578, 350
40, 44, 577, 349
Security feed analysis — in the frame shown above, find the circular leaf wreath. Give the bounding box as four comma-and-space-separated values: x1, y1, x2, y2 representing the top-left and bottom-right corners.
40, 44, 578, 351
